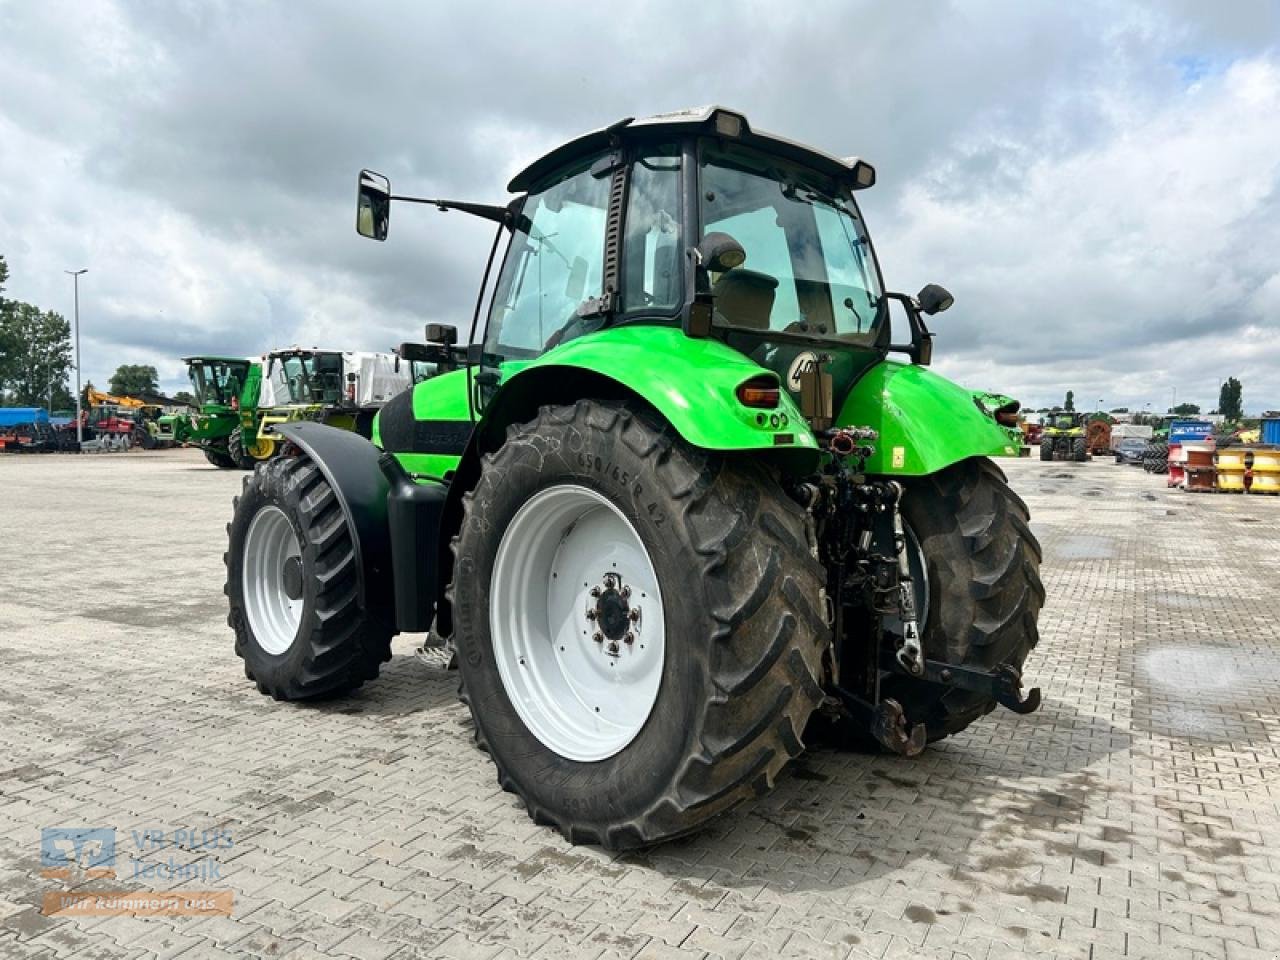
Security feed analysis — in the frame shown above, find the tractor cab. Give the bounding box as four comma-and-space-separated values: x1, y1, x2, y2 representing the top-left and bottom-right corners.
268, 350, 346, 406
359, 106, 951, 428
185, 356, 252, 410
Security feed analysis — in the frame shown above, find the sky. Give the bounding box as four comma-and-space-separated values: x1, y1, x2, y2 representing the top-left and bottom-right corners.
1, 0, 1278, 414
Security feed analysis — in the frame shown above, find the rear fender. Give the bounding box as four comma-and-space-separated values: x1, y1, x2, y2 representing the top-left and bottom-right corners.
272, 422, 395, 623
837, 361, 1018, 475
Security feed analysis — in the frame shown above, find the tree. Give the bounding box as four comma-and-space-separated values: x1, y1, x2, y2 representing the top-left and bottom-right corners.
172, 390, 196, 407
1109, 407, 1129, 414
109, 364, 159, 397
1064, 390, 1075, 412
0, 301, 74, 407
1169, 402, 1201, 416
1217, 377, 1243, 422
0, 254, 14, 395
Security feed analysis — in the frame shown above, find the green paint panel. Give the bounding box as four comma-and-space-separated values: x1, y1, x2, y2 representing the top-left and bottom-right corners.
837, 361, 1016, 476
509, 325, 820, 457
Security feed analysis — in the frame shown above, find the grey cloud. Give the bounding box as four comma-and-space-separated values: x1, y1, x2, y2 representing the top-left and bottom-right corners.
1, 0, 1278, 409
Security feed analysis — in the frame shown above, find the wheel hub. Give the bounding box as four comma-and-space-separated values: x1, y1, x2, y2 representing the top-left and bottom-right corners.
282, 556, 304, 600
587, 574, 641, 656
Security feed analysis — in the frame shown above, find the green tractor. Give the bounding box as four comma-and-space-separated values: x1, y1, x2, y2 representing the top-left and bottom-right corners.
169, 356, 271, 469
225, 108, 1044, 848
1039, 410, 1088, 462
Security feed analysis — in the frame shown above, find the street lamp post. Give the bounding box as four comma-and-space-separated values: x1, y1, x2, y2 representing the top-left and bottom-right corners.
65, 269, 87, 445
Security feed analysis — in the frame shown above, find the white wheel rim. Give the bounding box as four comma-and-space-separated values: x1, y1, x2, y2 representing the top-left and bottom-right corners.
242, 505, 304, 656
490, 484, 666, 762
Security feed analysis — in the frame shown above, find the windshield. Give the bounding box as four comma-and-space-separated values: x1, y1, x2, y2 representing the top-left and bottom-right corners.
700, 143, 883, 342
190, 361, 248, 407
277, 354, 344, 404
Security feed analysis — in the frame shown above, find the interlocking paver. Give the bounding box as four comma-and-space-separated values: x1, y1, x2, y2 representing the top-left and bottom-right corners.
4, 451, 1280, 959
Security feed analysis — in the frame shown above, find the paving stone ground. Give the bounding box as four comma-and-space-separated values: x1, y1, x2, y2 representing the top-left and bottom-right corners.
2, 449, 1279, 960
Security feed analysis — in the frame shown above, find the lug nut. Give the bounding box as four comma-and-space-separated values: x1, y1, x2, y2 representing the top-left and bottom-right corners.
593, 632, 603, 643
590, 587, 601, 598
624, 632, 635, 644
586, 609, 597, 620
628, 609, 640, 621
620, 586, 631, 599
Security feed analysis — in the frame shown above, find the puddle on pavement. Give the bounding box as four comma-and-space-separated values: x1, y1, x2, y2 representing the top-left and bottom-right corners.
1052, 535, 1115, 560
1131, 644, 1280, 743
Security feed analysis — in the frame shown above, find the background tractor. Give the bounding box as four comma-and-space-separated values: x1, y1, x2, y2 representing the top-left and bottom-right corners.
169, 356, 269, 469
1039, 411, 1088, 461
225, 107, 1043, 849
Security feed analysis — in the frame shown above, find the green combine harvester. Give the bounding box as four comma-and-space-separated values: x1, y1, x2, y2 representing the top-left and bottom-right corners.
1039, 411, 1088, 461
224, 107, 1044, 849
168, 356, 270, 469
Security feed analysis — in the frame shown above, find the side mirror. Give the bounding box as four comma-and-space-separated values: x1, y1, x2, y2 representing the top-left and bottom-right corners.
357, 169, 391, 241
695, 232, 747, 273
916, 283, 954, 316
425, 323, 457, 345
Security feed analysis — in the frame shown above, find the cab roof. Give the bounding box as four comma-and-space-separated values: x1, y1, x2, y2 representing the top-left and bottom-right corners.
507, 105, 875, 194
181, 355, 252, 364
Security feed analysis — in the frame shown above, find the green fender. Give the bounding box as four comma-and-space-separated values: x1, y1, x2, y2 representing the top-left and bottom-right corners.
499, 325, 820, 465
836, 360, 1018, 476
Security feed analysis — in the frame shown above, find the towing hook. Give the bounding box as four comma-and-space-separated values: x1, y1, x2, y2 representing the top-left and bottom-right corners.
870, 699, 926, 756
995, 665, 1041, 715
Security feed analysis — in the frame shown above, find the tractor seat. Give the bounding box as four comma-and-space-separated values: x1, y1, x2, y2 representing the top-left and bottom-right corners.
712, 269, 778, 330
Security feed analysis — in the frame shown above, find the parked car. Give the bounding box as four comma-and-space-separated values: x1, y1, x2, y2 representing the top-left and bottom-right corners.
1114, 437, 1147, 465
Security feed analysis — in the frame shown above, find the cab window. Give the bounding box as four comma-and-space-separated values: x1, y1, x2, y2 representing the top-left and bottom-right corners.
485, 160, 609, 360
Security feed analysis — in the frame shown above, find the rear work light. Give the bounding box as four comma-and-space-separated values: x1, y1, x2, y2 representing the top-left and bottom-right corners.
736, 375, 781, 409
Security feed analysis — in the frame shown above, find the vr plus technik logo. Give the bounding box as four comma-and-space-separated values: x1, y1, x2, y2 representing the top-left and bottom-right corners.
40, 828, 116, 880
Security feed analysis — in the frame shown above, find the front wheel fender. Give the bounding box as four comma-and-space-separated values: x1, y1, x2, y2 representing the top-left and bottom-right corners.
272, 422, 393, 619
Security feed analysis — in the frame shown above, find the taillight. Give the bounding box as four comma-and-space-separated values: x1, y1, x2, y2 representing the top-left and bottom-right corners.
736, 375, 780, 409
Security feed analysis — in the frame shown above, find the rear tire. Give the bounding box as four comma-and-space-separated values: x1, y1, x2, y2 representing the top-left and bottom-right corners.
226, 454, 395, 700
879, 458, 1044, 741
1039, 437, 1053, 461
1072, 437, 1088, 462
450, 401, 827, 849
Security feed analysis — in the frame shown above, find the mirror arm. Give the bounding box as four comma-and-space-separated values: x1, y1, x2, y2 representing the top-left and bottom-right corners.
391, 195, 510, 225
884, 292, 934, 366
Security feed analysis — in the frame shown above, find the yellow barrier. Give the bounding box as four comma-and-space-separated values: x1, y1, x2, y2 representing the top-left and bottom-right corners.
1250, 472, 1280, 494
1252, 449, 1280, 474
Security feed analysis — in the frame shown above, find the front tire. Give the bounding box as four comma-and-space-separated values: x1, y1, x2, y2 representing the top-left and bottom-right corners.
1039, 437, 1053, 461
880, 458, 1044, 741
450, 401, 827, 849
226, 454, 394, 699
1072, 437, 1088, 462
